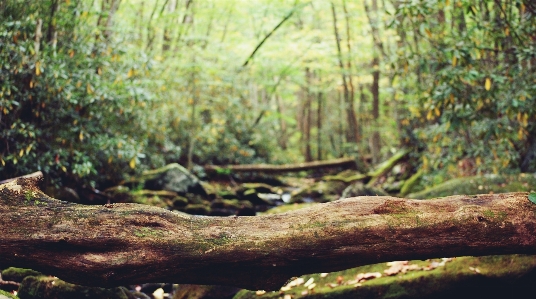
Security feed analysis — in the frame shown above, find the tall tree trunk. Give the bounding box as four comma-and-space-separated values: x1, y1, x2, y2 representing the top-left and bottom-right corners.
162, 0, 177, 52
364, 0, 383, 164
275, 94, 288, 150
317, 85, 323, 161
303, 68, 313, 162
342, 0, 360, 143
331, 2, 359, 145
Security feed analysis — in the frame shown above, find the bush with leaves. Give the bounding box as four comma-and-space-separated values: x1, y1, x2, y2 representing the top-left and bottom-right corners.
0, 1, 156, 187
390, 0, 536, 182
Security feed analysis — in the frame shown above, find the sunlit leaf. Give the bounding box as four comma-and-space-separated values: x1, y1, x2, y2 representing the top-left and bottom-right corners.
129, 158, 136, 169
35, 61, 41, 75
485, 78, 491, 90
79, 131, 84, 141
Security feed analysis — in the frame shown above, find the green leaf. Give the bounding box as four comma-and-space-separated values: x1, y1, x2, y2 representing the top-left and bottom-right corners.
529, 193, 536, 205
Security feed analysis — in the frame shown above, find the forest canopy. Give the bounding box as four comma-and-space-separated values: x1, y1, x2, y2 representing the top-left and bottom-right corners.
1, 0, 535, 189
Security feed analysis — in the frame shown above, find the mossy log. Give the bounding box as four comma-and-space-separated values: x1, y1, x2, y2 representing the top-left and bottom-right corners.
1, 177, 536, 291
204, 157, 356, 174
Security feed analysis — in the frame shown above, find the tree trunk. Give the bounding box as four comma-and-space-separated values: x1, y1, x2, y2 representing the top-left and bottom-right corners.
2, 177, 536, 291
331, 2, 359, 145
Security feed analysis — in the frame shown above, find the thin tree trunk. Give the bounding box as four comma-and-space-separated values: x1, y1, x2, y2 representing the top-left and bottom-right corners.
275, 94, 288, 150
317, 85, 323, 161
331, 2, 359, 144
304, 68, 313, 162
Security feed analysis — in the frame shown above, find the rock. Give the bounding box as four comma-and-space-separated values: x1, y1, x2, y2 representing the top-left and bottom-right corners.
340, 182, 388, 199
173, 284, 240, 299
292, 180, 347, 203
103, 186, 133, 203
128, 163, 207, 196
1, 268, 42, 283
184, 204, 211, 215
17, 276, 134, 299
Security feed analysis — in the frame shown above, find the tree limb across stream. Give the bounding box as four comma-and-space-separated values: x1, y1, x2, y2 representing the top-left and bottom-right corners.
1, 177, 535, 291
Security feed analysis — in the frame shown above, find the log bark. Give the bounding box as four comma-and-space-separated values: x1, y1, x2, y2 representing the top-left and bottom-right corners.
204, 157, 357, 174
1, 177, 536, 291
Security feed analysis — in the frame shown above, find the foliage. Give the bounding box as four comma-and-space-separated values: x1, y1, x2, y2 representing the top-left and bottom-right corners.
390, 0, 536, 183
0, 0, 153, 187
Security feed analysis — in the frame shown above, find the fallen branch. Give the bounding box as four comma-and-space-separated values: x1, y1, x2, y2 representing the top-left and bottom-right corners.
204, 157, 357, 174
1, 177, 535, 291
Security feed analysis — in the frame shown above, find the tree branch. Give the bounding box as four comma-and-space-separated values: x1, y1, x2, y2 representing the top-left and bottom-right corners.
1, 177, 536, 291
242, 1, 300, 67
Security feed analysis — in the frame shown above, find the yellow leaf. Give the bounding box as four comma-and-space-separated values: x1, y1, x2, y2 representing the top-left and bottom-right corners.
425, 28, 432, 38
445, 0, 450, 7
76, 81, 82, 88
79, 131, 84, 141
61, 166, 67, 172
426, 110, 434, 120
470, 5, 477, 14
86, 83, 93, 94
117, 142, 123, 149
504, 27, 509, 36
188, 98, 194, 105
26, 144, 32, 154
129, 158, 136, 169
35, 61, 41, 75
445, 121, 451, 131
476, 157, 481, 166
452, 56, 457, 67
127, 69, 134, 78
19, 149, 24, 157
521, 3, 525, 14
518, 128, 526, 140
108, 156, 113, 164
0, 157, 5, 166
485, 78, 491, 90
434, 107, 440, 117
522, 113, 528, 127
13, 158, 17, 165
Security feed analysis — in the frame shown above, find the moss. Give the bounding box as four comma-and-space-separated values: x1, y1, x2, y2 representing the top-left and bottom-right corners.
399, 170, 423, 197
263, 203, 317, 214
0, 290, 18, 299
233, 255, 536, 299
17, 276, 131, 299
408, 173, 536, 199
1, 268, 43, 283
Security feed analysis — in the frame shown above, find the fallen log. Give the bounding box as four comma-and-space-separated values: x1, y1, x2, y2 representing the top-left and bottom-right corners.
204, 157, 357, 174
1, 176, 536, 291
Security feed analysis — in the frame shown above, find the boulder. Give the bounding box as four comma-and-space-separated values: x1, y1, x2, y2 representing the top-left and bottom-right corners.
127, 163, 207, 196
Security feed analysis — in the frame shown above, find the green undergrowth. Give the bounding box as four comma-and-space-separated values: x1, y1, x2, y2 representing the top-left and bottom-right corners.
234, 255, 536, 299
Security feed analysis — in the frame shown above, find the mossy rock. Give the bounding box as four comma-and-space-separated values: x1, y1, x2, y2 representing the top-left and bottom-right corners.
172, 196, 189, 208
217, 190, 238, 200
292, 181, 347, 203
408, 173, 536, 199
102, 185, 133, 203
17, 276, 134, 299
233, 255, 536, 299
340, 182, 388, 199
1, 268, 42, 283
323, 169, 367, 183
0, 289, 18, 299
126, 163, 207, 196
236, 183, 276, 197
173, 284, 240, 299
183, 204, 211, 215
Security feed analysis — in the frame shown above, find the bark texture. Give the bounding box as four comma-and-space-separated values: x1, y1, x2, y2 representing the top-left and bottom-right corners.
1, 177, 536, 291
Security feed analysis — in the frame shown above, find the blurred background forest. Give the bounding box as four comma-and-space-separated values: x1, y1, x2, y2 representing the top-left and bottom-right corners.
1, 0, 535, 190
